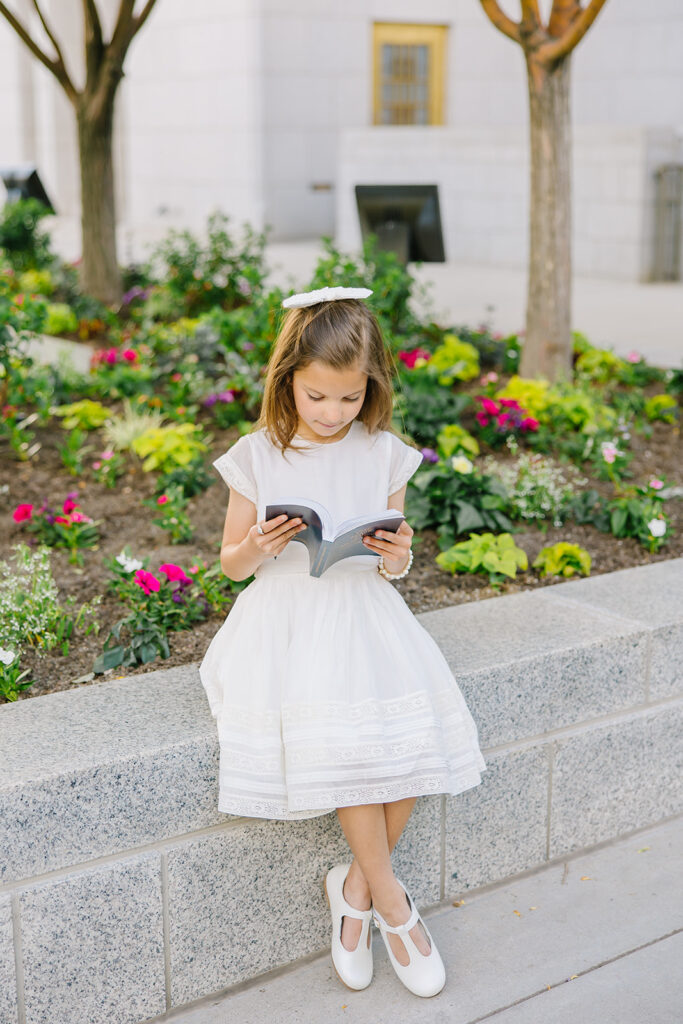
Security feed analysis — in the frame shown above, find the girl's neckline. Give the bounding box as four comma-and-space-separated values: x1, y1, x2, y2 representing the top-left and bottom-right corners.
294, 419, 359, 447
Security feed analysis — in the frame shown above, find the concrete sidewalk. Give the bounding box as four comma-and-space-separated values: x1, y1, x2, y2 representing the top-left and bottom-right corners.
163, 815, 683, 1024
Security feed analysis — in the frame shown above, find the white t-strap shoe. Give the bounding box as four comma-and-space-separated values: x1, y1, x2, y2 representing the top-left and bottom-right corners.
373, 881, 446, 997
324, 863, 374, 990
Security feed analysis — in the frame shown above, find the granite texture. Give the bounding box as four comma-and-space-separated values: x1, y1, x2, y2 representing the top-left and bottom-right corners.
444, 743, 549, 896
550, 704, 683, 857
0, 895, 17, 1024
543, 559, 683, 701
389, 795, 442, 905
166, 814, 349, 1004
420, 590, 649, 747
19, 853, 165, 1024
0, 668, 229, 884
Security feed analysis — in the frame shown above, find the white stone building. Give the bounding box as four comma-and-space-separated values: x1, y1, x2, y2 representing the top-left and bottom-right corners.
0, 0, 682, 280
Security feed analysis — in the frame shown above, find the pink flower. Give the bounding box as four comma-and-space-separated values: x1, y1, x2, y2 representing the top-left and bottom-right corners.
475, 411, 490, 427
92, 461, 102, 470
134, 569, 160, 594
70, 511, 89, 523
479, 396, 500, 415
521, 417, 539, 431
62, 497, 79, 514
499, 399, 520, 410
170, 373, 183, 383
497, 412, 511, 426
54, 515, 70, 525
189, 565, 200, 574
122, 349, 138, 362
101, 450, 115, 460
626, 350, 641, 363
603, 449, 616, 464
104, 348, 118, 364
157, 495, 168, 505
480, 371, 499, 385
13, 503, 33, 522
649, 478, 664, 490
160, 562, 191, 583
398, 347, 431, 369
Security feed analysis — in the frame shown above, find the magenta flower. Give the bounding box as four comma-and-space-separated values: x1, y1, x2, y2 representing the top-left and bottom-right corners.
70, 511, 90, 523
101, 450, 115, 460
398, 347, 431, 369
13, 503, 34, 522
499, 399, 520, 410
159, 562, 191, 583
134, 569, 161, 595
54, 515, 70, 525
475, 411, 489, 427
218, 390, 235, 403
520, 417, 539, 431
479, 396, 500, 416
62, 497, 79, 514
92, 461, 102, 470
104, 348, 118, 365
157, 495, 168, 505
626, 350, 641, 363
122, 349, 138, 362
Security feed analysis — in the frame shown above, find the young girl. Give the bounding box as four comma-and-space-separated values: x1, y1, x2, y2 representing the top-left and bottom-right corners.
199, 286, 487, 999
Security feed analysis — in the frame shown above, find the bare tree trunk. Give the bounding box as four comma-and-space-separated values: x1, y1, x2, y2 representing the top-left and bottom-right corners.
76, 98, 122, 305
521, 55, 573, 381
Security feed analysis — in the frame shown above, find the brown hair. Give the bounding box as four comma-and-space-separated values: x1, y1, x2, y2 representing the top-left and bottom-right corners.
254, 299, 415, 454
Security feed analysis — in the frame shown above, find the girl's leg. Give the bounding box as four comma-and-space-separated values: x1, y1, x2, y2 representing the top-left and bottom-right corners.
336, 800, 430, 965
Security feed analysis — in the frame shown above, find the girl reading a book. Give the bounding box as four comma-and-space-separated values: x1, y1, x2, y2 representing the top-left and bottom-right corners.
200, 287, 487, 999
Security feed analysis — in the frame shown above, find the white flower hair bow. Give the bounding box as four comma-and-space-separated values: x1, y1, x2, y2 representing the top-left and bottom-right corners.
282, 286, 373, 309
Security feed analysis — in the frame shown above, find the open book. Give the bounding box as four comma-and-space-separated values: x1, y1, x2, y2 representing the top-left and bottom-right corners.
265, 498, 405, 578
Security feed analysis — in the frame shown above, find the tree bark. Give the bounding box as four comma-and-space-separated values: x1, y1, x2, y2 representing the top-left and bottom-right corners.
76, 95, 122, 305
521, 54, 572, 381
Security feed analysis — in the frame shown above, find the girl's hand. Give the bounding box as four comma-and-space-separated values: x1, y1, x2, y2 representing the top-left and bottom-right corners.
247, 514, 307, 558
362, 519, 413, 573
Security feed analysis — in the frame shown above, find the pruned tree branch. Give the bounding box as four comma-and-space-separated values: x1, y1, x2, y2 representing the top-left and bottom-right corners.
132, 0, 160, 38
479, 0, 522, 45
0, 1, 77, 99
82, 0, 103, 52
539, 0, 610, 62
520, 0, 542, 28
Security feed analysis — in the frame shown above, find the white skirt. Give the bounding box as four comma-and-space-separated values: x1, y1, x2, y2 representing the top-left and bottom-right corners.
199, 560, 487, 820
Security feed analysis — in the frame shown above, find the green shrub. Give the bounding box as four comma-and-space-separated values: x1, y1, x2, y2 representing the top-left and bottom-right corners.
533, 542, 591, 578
644, 394, 678, 423
436, 532, 528, 583
44, 302, 78, 336
0, 199, 54, 271
428, 334, 480, 384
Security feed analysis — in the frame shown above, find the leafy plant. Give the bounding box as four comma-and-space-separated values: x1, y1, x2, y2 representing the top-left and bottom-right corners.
12, 494, 101, 566
0, 199, 54, 271
393, 379, 471, 447
44, 302, 78, 336
54, 399, 111, 430
533, 542, 591, 578
428, 334, 480, 384
58, 427, 94, 476
644, 394, 678, 424
406, 459, 513, 550
144, 486, 194, 544
435, 423, 480, 460
131, 422, 209, 473
482, 444, 587, 528
100, 398, 165, 450
436, 532, 528, 584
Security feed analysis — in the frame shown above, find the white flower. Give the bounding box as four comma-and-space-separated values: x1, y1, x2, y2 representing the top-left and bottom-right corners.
451, 455, 474, 474
116, 552, 143, 573
0, 647, 16, 666
282, 286, 373, 309
647, 518, 666, 538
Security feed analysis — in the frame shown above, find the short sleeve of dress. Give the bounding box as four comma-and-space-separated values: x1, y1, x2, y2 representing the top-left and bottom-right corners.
387, 432, 424, 494
212, 434, 258, 504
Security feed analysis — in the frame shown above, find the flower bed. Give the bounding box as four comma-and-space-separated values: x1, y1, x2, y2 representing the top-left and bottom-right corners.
1, 210, 681, 702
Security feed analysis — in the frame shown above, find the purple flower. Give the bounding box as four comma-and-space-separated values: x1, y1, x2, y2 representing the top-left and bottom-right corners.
421, 447, 439, 463
242, 342, 255, 351
202, 394, 218, 407
121, 286, 149, 306
218, 390, 235, 403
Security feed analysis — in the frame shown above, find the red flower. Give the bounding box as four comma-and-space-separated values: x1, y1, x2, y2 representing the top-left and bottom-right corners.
122, 349, 138, 362
134, 569, 161, 595
13, 503, 33, 522
157, 495, 168, 505
62, 497, 79, 514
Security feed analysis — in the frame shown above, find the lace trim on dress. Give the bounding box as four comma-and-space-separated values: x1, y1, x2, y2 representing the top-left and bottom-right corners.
212, 452, 258, 504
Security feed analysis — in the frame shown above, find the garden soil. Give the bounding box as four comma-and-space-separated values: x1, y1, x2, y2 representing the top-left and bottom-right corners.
2, 417, 681, 703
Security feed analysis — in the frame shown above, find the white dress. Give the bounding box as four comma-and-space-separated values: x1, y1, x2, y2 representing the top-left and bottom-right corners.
199, 418, 487, 820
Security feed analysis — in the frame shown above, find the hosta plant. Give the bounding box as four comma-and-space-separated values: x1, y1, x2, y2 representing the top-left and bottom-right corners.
532, 542, 591, 578
436, 532, 528, 585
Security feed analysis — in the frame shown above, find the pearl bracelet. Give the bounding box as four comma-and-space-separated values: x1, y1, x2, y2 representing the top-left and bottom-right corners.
377, 548, 413, 581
